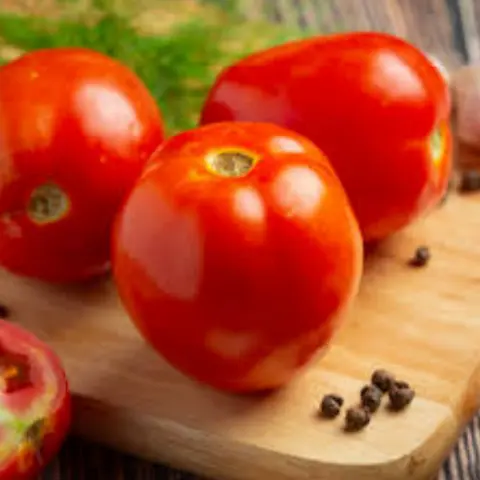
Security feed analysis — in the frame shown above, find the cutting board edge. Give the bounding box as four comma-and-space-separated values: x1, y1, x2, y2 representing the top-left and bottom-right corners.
70, 394, 461, 480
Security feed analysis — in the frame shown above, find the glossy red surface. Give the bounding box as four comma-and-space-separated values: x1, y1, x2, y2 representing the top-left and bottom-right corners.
113, 122, 363, 393
200, 32, 452, 242
0, 48, 165, 282
0, 320, 71, 479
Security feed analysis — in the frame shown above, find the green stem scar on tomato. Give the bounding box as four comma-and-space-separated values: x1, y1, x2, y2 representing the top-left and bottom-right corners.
113, 122, 363, 394
0, 321, 70, 479
205, 150, 258, 177
429, 128, 445, 164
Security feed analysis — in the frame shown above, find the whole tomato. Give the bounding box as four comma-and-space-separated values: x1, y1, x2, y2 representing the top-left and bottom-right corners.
0, 47, 165, 282
0, 320, 70, 479
200, 32, 452, 242
112, 122, 363, 393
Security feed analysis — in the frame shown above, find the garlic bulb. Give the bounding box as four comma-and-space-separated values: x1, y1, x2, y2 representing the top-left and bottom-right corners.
426, 53, 450, 84
451, 65, 480, 150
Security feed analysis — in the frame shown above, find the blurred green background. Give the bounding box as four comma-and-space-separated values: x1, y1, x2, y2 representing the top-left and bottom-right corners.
0, 0, 473, 134
0, 0, 308, 134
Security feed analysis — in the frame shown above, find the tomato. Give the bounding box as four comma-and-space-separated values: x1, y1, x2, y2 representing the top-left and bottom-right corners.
112, 122, 363, 393
200, 32, 452, 242
0, 47, 165, 283
0, 320, 70, 479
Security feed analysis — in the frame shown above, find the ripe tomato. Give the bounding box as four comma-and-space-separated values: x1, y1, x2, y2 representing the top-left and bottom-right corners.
112, 122, 363, 393
0, 47, 165, 283
0, 320, 70, 479
200, 32, 452, 242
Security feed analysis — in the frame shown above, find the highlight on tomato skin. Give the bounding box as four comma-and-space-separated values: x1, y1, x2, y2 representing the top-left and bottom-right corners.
0, 47, 165, 283
199, 32, 453, 242
112, 121, 363, 394
0, 320, 71, 479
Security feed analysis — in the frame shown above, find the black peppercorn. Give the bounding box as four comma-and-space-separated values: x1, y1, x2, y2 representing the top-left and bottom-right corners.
344, 406, 371, 432
360, 384, 383, 413
319, 394, 344, 418
409, 246, 431, 268
388, 383, 415, 411
371, 369, 395, 393
459, 170, 480, 193
393, 380, 410, 390
0, 304, 10, 319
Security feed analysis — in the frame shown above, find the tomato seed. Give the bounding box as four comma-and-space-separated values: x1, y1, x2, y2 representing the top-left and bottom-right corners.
0, 353, 32, 393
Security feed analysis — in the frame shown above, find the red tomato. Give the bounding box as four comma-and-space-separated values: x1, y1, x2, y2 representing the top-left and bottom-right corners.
0, 47, 165, 283
0, 320, 70, 479
112, 122, 363, 393
200, 32, 452, 242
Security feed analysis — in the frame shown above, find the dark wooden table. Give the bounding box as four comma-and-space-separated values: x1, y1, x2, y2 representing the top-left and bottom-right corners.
39, 437, 202, 480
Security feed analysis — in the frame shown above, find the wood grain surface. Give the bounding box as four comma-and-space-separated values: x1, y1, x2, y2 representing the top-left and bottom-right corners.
0, 183, 477, 480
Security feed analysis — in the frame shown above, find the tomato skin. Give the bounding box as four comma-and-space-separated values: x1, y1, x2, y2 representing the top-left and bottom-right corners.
200, 32, 453, 242
113, 122, 363, 393
0, 47, 165, 283
0, 320, 71, 480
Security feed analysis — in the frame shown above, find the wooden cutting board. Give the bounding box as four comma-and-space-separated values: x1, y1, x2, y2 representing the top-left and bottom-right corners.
2, 187, 480, 480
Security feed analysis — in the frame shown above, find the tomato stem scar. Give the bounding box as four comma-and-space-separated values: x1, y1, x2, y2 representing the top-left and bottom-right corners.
17, 418, 48, 472
205, 149, 257, 177
24, 418, 46, 460
27, 182, 70, 225
429, 127, 444, 163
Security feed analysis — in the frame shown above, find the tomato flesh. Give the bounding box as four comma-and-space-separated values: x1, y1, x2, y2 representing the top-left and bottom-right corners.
200, 32, 452, 242
113, 122, 363, 393
0, 321, 70, 479
0, 47, 165, 283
